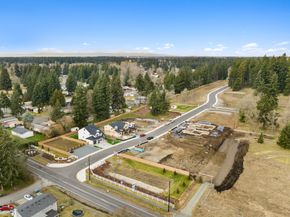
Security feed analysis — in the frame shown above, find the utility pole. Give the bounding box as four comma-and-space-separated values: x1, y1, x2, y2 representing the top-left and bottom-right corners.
168, 180, 171, 212
88, 156, 91, 181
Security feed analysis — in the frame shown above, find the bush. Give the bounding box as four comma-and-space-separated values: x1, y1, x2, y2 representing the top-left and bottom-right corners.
42, 152, 54, 161
174, 171, 177, 176
182, 182, 186, 187
257, 132, 264, 144
277, 123, 290, 149
239, 109, 246, 123
163, 168, 166, 174
176, 188, 180, 194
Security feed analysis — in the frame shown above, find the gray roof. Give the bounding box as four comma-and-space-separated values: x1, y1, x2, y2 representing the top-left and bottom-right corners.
86, 135, 102, 141
17, 193, 57, 217
45, 209, 58, 217
0, 116, 18, 123
84, 124, 102, 135
12, 126, 31, 135
110, 121, 125, 132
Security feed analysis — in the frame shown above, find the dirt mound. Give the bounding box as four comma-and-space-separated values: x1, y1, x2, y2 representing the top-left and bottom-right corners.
214, 139, 249, 192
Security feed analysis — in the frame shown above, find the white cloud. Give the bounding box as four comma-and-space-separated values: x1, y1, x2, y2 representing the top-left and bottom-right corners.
82, 42, 90, 46
275, 41, 289, 46
241, 42, 259, 51
266, 47, 288, 55
157, 42, 175, 50
39, 48, 64, 53
204, 44, 227, 52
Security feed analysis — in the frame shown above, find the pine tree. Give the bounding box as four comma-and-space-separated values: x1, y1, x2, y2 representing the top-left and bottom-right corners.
66, 72, 77, 93
164, 72, 175, 91
135, 74, 145, 93
124, 69, 131, 86
149, 88, 170, 115
10, 89, 23, 116
0, 92, 10, 111
277, 123, 290, 149
93, 75, 111, 121
144, 73, 154, 95
14, 64, 21, 77
257, 132, 264, 143
284, 70, 290, 96
14, 83, 23, 96
0, 127, 30, 190
47, 72, 61, 98
32, 80, 49, 112
50, 101, 64, 122
50, 89, 65, 107
72, 86, 89, 128
111, 74, 126, 113
0, 68, 12, 90
174, 73, 186, 94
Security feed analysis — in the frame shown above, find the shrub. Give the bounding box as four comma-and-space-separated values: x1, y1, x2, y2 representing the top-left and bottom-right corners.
277, 123, 290, 149
174, 171, 177, 176
163, 168, 166, 174
176, 188, 180, 194
257, 132, 264, 143
239, 109, 246, 123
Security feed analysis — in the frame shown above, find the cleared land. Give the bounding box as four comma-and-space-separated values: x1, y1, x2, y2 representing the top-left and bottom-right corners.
170, 80, 227, 106
96, 156, 192, 199
191, 88, 290, 217
43, 137, 83, 152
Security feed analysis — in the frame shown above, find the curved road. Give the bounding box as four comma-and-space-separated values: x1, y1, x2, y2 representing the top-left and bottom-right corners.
27, 85, 228, 217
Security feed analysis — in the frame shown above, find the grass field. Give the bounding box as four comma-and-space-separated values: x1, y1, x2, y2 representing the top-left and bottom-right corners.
105, 137, 121, 145
44, 137, 83, 152
42, 186, 110, 217
170, 103, 195, 113
10, 131, 45, 146
108, 156, 191, 199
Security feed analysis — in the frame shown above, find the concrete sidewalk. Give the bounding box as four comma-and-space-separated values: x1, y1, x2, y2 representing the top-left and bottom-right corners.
176, 182, 211, 217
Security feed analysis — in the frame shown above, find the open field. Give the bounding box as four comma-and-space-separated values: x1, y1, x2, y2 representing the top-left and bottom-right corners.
170, 80, 227, 106
96, 106, 180, 127
42, 186, 110, 217
170, 103, 196, 113
43, 137, 83, 152
192, 87, 290, 217
193, 134, 290, 217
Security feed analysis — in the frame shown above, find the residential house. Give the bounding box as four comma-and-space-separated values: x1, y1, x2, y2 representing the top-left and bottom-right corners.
12, 126, 34, 139
0, 116, 22, 128
31, 116, 54, 133
78, 124, 103, 145
15, 193, 58, 217
23, 101, 39, 113
104, 121, 135, 140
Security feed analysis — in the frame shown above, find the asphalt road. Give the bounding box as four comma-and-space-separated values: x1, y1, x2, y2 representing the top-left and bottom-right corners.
27, 85, 228, 217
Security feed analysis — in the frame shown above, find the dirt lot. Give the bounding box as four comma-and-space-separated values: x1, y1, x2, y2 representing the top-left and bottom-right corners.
44, 137, 84, 152
193, 135, 290, 217
170, 80, 227, 106
134, 132, 229, 176
192, 87, 290, 217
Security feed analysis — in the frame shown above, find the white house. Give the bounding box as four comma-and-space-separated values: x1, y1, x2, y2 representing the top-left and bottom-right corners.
78, 125, 103, 145
12, 126, 34, 139
15, 193, 58, 217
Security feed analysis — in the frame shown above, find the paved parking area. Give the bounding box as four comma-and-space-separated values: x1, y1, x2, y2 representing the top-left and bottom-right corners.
73, 145, 100, 158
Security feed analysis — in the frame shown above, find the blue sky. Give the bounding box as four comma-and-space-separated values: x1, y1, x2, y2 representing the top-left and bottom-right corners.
0, 0, 289, 56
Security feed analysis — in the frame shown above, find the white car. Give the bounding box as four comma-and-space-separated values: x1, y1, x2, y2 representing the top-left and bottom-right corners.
24, 194, 33, 201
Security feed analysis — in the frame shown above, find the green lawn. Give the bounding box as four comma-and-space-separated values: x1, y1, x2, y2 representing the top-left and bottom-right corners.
105, 137, 121, 145
170, 103, 195, 113
111, 156, 191, 199
69, 133, 78, 139
9, 130, 46, 147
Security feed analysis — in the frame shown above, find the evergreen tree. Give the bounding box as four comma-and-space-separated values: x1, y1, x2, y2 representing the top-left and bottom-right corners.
14, 83, 23, 96
50, 101, 64, 121
47, 72, 61, 98
123, 69, 131, 86
257, 73, 279, 128
0, 127, 30, 190
144, 73, 154, 95
284, 70, 290, 96
174, 73, 186, 94
32, 80, 49, 112
0, 92, 10, 111
50, 89, 65, 107
72, 86, 89, 128
0, 68, 12, 90
93, 75, 111, 121
88, 71, 99, 89
14, 64, 21, 77
10, 89, 23, 116
111, 74, 126, 113
257, 132, 264, 144
66, 72, 77, 93
135, 74, 145, 93
277, 123, 290, 149
149, 88, 170, 115
164, 72, 175, 91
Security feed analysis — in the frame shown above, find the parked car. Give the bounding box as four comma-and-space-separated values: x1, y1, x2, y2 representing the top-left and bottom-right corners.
0, 204, 14, 211
147, 136, 154, 140
139, 133, 146, 137
24, 194, 33, 201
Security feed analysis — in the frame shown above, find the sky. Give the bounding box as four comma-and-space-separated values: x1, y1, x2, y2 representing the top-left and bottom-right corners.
0, 0, 289, 56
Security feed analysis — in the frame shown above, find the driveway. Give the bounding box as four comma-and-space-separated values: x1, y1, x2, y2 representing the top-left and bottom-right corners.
73, 145, 101, 158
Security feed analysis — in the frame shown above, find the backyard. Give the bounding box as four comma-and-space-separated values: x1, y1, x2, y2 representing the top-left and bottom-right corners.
42, 137, 84, 152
